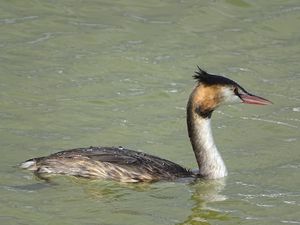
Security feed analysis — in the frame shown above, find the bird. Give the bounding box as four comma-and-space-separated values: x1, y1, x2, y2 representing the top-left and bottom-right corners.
20, 67, 272, 182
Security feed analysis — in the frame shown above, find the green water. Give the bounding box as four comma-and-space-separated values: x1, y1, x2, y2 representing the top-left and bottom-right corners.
1, 0, 300, 224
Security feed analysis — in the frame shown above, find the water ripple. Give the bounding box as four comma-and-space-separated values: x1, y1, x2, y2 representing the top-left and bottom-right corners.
281, 220, 300, 224
27, 32, 64, 44
0, 16, 38, 24
240, 116, 298, 128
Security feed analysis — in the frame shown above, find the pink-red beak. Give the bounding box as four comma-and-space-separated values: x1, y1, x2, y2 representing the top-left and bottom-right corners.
240, 94, 272, 105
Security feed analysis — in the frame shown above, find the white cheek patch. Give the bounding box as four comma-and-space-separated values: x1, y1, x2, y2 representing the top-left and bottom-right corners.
221, 87, 242, 104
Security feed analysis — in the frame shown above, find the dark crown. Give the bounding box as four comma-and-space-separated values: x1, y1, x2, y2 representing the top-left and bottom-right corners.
193, 66, 237, 86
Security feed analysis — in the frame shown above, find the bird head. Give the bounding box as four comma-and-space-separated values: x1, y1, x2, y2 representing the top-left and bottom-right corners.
190, 67, 272, 118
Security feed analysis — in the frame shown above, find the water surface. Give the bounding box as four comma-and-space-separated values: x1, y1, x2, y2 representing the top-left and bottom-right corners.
1, 0, 300, 224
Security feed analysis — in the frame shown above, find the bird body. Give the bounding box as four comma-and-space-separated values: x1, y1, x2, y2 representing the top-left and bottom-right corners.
20, 67, 271, 182
21, 146, 194, 182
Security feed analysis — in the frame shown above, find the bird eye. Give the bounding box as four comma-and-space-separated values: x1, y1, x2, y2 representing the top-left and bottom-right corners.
233, 87, 239, 96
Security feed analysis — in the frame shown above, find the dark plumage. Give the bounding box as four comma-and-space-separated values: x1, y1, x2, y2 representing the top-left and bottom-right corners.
21, 146, 193, 182
194, 66, 249, 94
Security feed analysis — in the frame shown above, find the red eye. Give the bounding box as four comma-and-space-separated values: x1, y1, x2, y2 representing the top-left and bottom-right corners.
234, 87, 239, 96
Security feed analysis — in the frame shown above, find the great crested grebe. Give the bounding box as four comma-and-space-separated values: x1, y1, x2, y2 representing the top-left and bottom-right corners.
20, 67, 271, 182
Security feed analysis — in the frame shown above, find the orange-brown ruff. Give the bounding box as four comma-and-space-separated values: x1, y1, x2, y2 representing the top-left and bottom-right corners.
20, 67, 272, 182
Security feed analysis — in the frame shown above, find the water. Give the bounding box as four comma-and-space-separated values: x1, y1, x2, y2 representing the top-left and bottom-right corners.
1, 0, 300, 224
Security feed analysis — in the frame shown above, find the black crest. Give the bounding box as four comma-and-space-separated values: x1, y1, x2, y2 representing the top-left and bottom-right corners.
193, 66, 210, 83
193, 66, 237, 86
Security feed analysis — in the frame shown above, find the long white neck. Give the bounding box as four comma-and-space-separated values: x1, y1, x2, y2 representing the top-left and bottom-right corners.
187, 100, 227, 179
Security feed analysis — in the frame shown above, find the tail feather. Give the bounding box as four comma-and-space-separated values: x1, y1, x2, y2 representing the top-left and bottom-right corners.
19, 159, 37, 171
